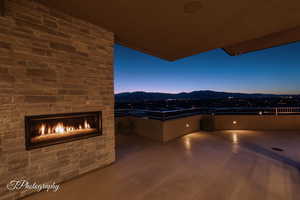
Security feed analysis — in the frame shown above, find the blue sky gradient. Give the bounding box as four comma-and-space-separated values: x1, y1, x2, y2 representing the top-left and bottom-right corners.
114, 42, 300, 94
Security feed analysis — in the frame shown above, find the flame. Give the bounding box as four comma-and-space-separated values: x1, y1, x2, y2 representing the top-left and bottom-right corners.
40, 124, 46, 135
55, 123, 65, 134
84, 120, 90, 129
39, 120, 92, 136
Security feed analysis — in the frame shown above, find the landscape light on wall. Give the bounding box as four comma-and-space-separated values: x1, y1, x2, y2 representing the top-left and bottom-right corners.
186, 123, 190, 128
233, 121, 237, 125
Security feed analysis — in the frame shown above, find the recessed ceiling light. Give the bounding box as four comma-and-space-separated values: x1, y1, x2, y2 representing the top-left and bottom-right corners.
184, 1, 203, 14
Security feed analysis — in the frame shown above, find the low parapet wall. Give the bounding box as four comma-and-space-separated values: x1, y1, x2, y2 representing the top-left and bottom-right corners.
116, 115, 204, 142
214, 115, 300, 131
163, 115, 204, 142
115, 114, 300, 143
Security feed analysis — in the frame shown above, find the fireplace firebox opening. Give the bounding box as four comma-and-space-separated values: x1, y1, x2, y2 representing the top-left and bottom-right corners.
25, 111, 102, 150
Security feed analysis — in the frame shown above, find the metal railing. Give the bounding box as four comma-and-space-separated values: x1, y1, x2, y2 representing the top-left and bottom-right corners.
115, 108, 206, 120
273, 107, 300, 115
115, 107, 300, 120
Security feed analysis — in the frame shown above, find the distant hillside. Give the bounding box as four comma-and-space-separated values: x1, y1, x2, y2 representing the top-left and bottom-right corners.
115, 90, 292, 102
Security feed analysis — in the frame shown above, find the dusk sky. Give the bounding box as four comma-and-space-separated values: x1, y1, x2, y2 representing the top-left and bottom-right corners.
114, 42, 300, 95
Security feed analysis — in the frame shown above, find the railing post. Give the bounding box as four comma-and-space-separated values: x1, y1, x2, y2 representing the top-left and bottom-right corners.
276, 108, 278, 116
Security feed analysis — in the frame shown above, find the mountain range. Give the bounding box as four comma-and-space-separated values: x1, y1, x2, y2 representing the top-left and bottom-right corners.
115, 90, 297, 102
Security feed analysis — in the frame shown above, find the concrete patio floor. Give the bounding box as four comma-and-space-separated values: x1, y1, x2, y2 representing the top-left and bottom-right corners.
213, 130, 300, 166
24, 131, 300, 200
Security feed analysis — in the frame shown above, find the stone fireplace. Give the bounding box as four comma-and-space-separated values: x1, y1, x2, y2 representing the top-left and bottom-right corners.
0, 1, 115, 199
25, 111, 102, 150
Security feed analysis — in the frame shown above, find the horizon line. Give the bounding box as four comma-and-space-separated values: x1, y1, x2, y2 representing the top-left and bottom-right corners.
114, 90, 300, 95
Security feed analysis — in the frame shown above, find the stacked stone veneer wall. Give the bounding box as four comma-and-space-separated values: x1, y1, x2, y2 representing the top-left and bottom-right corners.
0, 0, 115, 199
